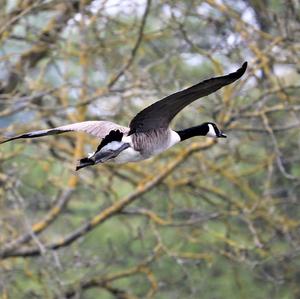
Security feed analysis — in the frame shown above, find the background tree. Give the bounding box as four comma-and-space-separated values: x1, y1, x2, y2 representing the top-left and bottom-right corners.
0, 0, 299, 298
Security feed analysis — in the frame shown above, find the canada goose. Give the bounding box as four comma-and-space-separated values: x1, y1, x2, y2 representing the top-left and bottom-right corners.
1, 62, 247, 170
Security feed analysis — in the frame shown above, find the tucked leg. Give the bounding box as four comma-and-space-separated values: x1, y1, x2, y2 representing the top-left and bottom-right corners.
76, 143, 131, 171
93, 143, 130, 163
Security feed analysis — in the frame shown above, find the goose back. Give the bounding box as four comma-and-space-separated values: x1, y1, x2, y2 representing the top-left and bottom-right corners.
129, 128, 180, 158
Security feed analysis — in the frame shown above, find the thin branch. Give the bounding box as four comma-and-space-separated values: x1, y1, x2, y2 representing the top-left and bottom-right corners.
0, 140, 214, 259
0, 188, 73, 257
108, 0, 152, 89
61, 245, 161, 299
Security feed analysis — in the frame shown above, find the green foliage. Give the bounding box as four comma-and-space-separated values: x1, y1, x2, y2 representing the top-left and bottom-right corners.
0, 0, 299, 298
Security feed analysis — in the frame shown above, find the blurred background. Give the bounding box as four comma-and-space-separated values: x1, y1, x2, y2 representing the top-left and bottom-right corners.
0, 0, 299, 298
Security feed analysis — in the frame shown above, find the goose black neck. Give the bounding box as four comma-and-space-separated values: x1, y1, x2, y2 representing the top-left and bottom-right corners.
176, 125, 208, 141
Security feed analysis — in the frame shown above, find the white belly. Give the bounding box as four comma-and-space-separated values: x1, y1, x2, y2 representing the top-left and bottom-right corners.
102, 130, 181, 164
111, 147, 145, 164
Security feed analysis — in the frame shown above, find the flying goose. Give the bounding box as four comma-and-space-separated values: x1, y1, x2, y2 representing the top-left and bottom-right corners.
1, 62, 247, 170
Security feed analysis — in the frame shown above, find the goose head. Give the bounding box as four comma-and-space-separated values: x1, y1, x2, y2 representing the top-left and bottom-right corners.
204, 122, 227, 138
176, 122, 226, 141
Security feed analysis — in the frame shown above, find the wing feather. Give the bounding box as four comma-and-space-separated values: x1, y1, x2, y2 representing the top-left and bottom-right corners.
0, 121, 129, 144
129, 62, 247, 134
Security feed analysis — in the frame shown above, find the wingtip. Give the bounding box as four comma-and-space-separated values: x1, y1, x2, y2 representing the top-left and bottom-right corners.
0, 136, 20, 144
233, 61, 247, 79
0, 138, 10, 145
241, 61, 248, 72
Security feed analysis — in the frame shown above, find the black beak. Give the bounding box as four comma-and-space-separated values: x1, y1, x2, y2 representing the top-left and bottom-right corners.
218, 132, 227, 138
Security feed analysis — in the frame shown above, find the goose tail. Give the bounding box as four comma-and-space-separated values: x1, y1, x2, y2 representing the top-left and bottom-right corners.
76, 157, 95, 171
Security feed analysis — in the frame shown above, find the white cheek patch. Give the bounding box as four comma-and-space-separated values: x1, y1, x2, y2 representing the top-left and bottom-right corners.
207, 124, 217, 137
169, 130, 181, 147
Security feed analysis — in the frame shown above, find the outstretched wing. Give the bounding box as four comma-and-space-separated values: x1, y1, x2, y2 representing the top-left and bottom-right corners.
0, 121, 129, 144
129, 62, 247, 134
